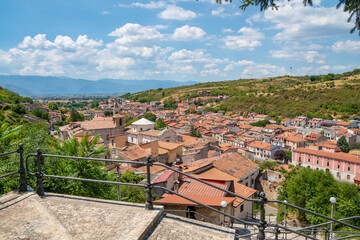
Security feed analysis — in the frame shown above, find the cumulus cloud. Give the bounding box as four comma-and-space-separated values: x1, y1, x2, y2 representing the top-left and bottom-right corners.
269, 49, 324, 63
200, 68, 226, 76
132, 1, 167, 9
108, 23, 164, 46
242, 63, 287, 78
256, 0, 352, 41
331, 40, 360, 53
168, 49, 208, 62
222, 28, 234, 33
222, 27, 265, 51
211, 7, 241, 17
158, 5, 196, 20
212, 7, 225, 16
224, 60, 254, 71
172, 25, 206, 41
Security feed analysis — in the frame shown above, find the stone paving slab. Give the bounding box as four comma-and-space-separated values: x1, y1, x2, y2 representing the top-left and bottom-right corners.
147, 214, 236, 240
40, 193, 164, 240
0, 190, 72, 240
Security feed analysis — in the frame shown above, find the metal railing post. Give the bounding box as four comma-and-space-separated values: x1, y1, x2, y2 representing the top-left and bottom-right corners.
17, 143, 27, 193
145, 155, 153, 210
257, 192, 267, 240
275, 226, 279, 240
35, 148, 44, 196
116, 165, 121, 201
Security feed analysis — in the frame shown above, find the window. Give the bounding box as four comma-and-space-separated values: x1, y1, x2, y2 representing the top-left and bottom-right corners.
240, 204, 244, 213
348, 166, 351, 171
338, 164, 340, 169
245, 182, 248, 187
299, 156, 301, 162
112, 140, 114, 146
316, 160, 319, 164
119, 118, 122, 126
308, 158, 310, 162
106, 134, 109, 140
347, 175, 350, 180
327, 162, 330, 167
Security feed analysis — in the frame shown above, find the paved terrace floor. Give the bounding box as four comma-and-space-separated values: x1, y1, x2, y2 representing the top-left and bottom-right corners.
0, 189, 236, 240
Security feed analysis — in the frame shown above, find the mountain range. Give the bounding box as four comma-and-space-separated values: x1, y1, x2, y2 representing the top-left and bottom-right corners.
0, 75, 198, 97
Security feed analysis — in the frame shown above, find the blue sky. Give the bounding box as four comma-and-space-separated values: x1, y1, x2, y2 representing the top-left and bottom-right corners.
0, 0, 359, 82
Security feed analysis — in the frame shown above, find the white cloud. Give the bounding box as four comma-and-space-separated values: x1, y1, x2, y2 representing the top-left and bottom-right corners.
168, 49, 208, 62
200, 68, 226, 76
331, 40, 360, 54
257, 1, 352, 41
211, 7, 241, 17
242, 63, 287, 77
222, 27, 265, 51
269, 49, 324, 63
224, 60, 254, 71
132, 1, 167, 9
18, 34, 55, 49
212, 7, 225, 16
204, 63, 217, 68
108, 23, 164, 46
158, 5, 196, 20
222, 28, 234, 33
172, 25, 206, 41
101, 11, 111, 14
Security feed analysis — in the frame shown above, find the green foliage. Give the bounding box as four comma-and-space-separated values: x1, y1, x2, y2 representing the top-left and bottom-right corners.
250, 120, 270, 127
69, 109, 85, 122
144, 112, 156, 122
120, 171, 145, 184
104, 110, 113, 117
189, 125, 202, 138
278, 168, 360, 227
336, 136, 350, 153
154, 118, 167, 130
11, 104, 26, 115
48, 102, 58, 111
203, 107, 219, 113
163, 97, 177, 110
32, 108, 49, 120
260, 161, 279, 171
125, 116, 137, 126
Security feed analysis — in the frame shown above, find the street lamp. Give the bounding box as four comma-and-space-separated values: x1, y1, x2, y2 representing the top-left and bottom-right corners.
221, 200, 227, 226
284, 200, 287, 239
330, 197, 336, 240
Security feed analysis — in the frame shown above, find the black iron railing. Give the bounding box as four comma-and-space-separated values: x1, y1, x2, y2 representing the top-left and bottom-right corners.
0, 144, 27, 192
1, 145, 359, 240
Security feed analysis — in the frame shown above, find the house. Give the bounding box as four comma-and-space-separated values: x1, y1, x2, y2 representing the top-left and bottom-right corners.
246, 141, 281, 161
158, 141, 183, 164
155, 154, 258, 224
292, 148, 360, 183
59, 114, 125, 146
262, 124, 283, 134
281, 118, 291, 127
110, 144, 151, 167
254, 114, 270, 121
290, 116, 308, 127
127, 118, 177, 145
308, 118, 323, 128
305, 133, 327, 144
324, 126, 340, 139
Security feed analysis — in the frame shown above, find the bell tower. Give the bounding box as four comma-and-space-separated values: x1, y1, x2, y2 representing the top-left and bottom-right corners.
113, 114, 125, 136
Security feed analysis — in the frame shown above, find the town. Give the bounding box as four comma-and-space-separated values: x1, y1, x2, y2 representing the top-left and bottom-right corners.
3, 88, 359, 230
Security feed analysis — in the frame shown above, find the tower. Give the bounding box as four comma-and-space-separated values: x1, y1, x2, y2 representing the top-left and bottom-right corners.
113, 99, 120, 116
113, 113, 125, 136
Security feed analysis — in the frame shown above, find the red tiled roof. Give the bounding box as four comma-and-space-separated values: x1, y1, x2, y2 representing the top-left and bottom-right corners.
154, 170, 174, 184
247, 141, 272, 150
154, 194, 235, 206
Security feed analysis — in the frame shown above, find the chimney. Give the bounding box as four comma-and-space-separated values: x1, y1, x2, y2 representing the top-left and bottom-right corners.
178, 166, 183, 182
173, 180, 179, 193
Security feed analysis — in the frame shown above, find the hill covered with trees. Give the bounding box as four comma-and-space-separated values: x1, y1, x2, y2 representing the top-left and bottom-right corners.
123, 69, 360, 119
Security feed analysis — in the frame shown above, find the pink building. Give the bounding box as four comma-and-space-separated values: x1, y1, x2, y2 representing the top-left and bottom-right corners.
292, 148, 360, 184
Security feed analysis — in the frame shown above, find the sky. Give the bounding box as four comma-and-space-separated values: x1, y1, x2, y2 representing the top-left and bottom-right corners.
0, 0, 359, 82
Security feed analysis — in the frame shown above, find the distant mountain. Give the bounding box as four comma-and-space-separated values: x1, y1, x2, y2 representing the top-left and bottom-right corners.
0, 75, 198, 96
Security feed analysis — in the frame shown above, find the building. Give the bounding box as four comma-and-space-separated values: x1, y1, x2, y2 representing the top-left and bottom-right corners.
59, 114, 125, 146
292, 148, 360, 183
127, 118, 178, 145
246, 141, 281, 161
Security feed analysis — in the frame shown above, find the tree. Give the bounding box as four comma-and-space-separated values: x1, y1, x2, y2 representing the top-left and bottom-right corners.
186, 108, 197, 114
48, 102, 58, 111
250, 120, 270, 127
33, 108, 49, 120
104, 111, 113, 117
154, 118, 167, 130
144, 112, 156, 122
337, 136, 350, 153
278, 167, 360, 226
189, 125, 202, 138
274, 150, 286, 161
214, 0, 360, 34
69, 109, 85, 122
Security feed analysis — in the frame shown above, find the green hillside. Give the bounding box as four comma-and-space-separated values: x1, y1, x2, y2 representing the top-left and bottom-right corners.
123, 69, 360, 119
